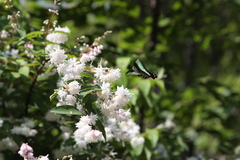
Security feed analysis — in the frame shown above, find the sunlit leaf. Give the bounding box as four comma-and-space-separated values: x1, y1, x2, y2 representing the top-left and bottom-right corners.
18, 66, 29, 77
10, 72, 20, 78
50, 91, 58, 101
50, 105, 82, 115
16, 28, 26, 38
146, 128, 159, 148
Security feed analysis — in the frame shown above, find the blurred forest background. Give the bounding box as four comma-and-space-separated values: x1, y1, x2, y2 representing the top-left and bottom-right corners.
1, 0, 240, 159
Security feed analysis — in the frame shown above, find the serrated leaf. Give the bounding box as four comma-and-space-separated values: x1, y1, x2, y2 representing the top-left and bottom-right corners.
146, 128, 159, 148
18, 66, 29, 77
50, 105, 82, 115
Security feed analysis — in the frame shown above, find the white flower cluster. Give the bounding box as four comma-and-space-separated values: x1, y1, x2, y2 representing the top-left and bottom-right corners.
0, 29, 9, 38
94, 67, 121, 83
95, 71, 132, 121
0, 137, 18, 151
104, 118, 144, 147
47, 27, 144, 150
10, 118, 37, 137
57, 80, 81, 106
1, 48, 19, 57
73, 114, 103, 149
46, 26, 70, 44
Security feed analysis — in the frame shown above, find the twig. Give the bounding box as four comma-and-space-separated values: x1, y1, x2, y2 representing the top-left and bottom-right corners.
25, 59, 49, 115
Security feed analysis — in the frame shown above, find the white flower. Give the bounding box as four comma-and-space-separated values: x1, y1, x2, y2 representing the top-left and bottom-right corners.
104, 127, 114, 141
164, 119, 176, 129
46, 26, 70, 43
9, 49, 19, 57
11, 126, 37, 137
68, 81, 81, 95
75, 125, 92, 136
38, 155, 49, 160
84, 130, 103, 143
114, 109, 131, 121
0, 137, 18, 151
101, 82, 111, 95
78, 114, 98, 126
73, 129, 88, 149
61, 58, 85, 81
49, 48, 67, 65
57, 63, 67, 74
0, 119, 3, 128
76, 103, 83, 112
131, 137, 144, 147
45, 112, 61, 122
1, 30, 9, 38
113, 86, 133, 107
57, 90, 68, 101
22, 118, 35, 128
103, 68, 121, 82
60, 126, 72, 140
120, 119, 140, 135
80, 53, 96, 63
65, 94, 76, 105
94, 66, 121, 83
45, 44, 60, 52
89, 113, 98, 125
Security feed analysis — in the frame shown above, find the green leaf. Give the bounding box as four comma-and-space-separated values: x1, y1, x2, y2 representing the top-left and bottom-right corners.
130, 142, 144, 157
16, 28, 26, 38
155, 80, 166, 92
79, 86, 101, 98
50, 91, 58, 101
96, 119, 106, 140
177, 136, 188, 151
16, 59, 26, 66
146, 128, 159, 148
50, 105, 82, 115
144, 146, 152, 160
80, 72, 95, 79
116, 57, 131, 70
18, 66, 29, 77
10, 72, 20, 78
24, 31, 44, 39
202, 35, 212, 50
4, 38, 19, 50
138, 79, 151, 97
158, 17, 171, 27
129, 88, 139, 106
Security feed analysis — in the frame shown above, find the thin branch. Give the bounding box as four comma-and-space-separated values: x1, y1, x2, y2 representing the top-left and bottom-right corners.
25, 59, 49, 115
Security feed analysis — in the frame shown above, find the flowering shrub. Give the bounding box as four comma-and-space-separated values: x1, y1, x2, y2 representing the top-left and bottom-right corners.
0, 0, 145, 159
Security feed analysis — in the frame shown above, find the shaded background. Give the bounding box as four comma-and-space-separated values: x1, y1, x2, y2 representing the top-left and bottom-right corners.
1, 0, 240, 159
